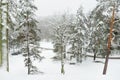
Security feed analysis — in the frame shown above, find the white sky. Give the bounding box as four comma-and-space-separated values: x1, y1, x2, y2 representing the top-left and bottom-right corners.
34, 0, 98, 17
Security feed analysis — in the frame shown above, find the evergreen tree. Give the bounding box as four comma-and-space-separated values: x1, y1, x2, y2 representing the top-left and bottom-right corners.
7, 0, 41, 74
90, 0, 120, 59
52, 13, 74, 74
69, 7, 90, 63
19, 0, 41, 75
90, 0, 120, 74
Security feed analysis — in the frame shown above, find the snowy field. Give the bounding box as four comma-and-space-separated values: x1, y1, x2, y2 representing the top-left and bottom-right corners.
0, 41, 120, 80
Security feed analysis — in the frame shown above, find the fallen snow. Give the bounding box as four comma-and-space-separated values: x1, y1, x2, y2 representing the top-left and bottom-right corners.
0, 41, 120, 80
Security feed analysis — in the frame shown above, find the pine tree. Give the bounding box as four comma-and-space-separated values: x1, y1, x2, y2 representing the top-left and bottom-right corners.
90, 0, 120, 74
16, 0, 41, 74
90, 0, 120, 59
53, 25, 66, 74
7, 0, 41, 74
103, 4, 115, 75
68, 7, 90, 63
52, 13, 73, 74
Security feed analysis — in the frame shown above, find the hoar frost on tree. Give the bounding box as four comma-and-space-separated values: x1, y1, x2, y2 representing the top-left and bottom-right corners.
68, 7, 91, 63
6, 0, 42, 74
52, 13, 75, 74
89, 0, 120, 60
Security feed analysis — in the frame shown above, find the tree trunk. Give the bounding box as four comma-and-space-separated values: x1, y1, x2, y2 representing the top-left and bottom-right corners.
103, 5, 115, 75
93, 52, 96, 61
63, 45, 66, 58
6, 3, 9, 72
0, 1, 2, 66
61, 41, 65, 74
103, 50, 111, 74
26, 11, 30, 75
6, 29, 9, 72
93, 49, 97, 61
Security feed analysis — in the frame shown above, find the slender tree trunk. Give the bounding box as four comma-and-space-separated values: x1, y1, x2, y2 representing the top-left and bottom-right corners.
61, 46, 65, 74
26, 12, 30, 75
61, 39, 65, 74
1, 1, 8, 69
6, 29, 9, 72
103, 5, 115, 75
93, 53, 96, 61
27, 42, 30, 75
63, 44, 66, 58
103, 50, 111, 74
0, 0, 2, 66
6, 3, 9, 72
93, 49, 97, 61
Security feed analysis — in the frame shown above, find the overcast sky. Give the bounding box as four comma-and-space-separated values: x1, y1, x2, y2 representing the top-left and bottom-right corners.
34, 0, 98, 17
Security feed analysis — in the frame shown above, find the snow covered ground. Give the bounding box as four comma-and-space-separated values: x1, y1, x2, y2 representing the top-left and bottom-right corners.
0, 41, 120, 80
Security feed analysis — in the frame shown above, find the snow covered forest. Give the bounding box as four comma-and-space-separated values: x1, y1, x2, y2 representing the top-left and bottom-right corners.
0, 0, 120, 80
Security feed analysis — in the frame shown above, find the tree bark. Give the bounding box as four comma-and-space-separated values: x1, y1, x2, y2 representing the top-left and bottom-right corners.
26, 11, 30, 75
0, 0, 2, 66
103, 5, 115, 75
93, 49, 97, 61
6, 3, 9, 72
